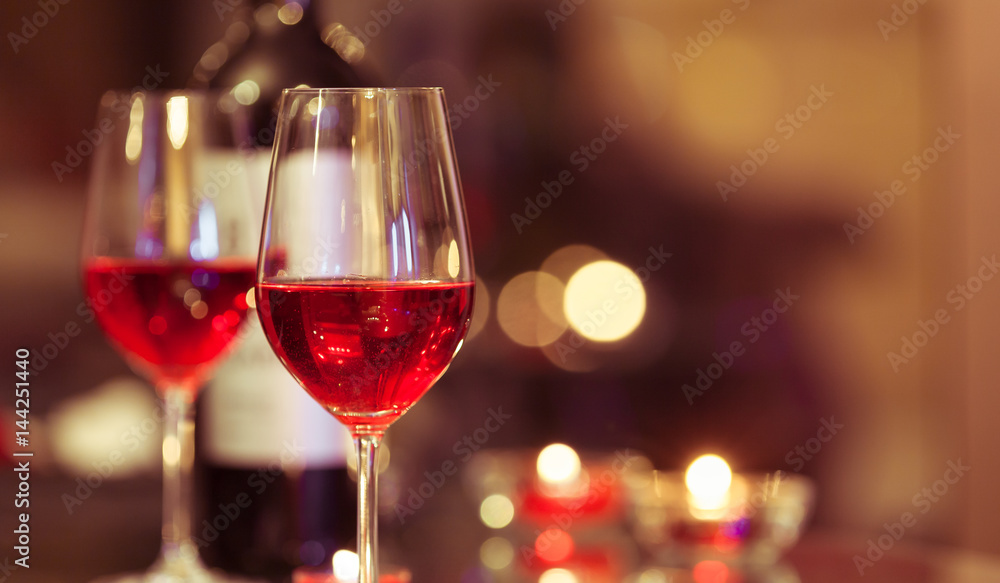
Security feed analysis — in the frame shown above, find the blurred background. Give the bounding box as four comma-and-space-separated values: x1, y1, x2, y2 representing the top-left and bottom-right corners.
1, 0, 1000, 581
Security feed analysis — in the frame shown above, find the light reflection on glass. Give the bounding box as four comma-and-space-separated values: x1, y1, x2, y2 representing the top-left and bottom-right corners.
165, 96, 190, 150
125, 96, 144, 162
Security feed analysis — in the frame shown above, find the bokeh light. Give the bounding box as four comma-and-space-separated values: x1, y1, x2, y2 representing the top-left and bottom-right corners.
692, 560, 730, 583
539, 568, 579, 583
332, 550, 359, 582
685, 454, 733, 508
534, 529, 574, 563
563, 261, 645, 342
536, 444, 581, 485
479, 493, 515, 529
277, 1, 303, 25
232, 79, 261, 105
541, 244, 608, 283
480, 537, 514, 570
497, 271, 567, 346
635, 569, 669, 583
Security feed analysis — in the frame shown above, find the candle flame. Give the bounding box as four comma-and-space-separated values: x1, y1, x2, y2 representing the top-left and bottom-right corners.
685, 454, 732, 511
165, 95, 189, 150
332, 550, 359, 582
537, 443, 581, 486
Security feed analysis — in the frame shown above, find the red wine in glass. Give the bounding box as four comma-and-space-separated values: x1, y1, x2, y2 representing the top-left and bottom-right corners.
257, 281, 473, 428
84, 258, 256, 393
258, 88, 475, 583
81, 91, 260, 582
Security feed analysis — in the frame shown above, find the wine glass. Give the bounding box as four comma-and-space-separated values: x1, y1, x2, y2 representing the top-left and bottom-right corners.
256, 88, 475, 583
81, 90, 259, 582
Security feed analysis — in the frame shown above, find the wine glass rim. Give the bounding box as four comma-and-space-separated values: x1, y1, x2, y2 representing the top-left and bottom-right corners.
280, 87, 445, 95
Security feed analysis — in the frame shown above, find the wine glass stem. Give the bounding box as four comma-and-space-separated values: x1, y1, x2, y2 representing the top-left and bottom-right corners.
160, 387, 198, 564
354, 433, 382, 583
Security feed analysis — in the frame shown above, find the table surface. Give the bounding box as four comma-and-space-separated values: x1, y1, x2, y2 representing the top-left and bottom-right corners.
4, 474, 1000, 583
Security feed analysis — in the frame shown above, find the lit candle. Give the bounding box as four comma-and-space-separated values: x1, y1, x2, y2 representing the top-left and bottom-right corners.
536, 443, 583, 497
292, 551, 410, 583
684, 454, 733, 520
519, 443, 618, 526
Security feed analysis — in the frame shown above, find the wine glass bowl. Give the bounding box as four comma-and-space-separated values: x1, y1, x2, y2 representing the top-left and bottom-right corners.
256, 87, 475, 583
82, 90, 258, 396
81, 89, 258, 582
255, 279, 473, 432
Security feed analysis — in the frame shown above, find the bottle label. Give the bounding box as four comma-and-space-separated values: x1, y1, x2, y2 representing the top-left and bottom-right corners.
203, 316, 350, 468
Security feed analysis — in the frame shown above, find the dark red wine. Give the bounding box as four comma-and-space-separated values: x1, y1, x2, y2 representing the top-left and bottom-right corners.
84, 258, 256, 391
257, 281, 474, 429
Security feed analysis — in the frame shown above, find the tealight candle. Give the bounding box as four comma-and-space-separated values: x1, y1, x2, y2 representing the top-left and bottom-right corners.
292, 551, 411, 583
536, 443, 585, 497
628, 454, 815, 565
519, 444, 621, 526
685, 454, 734, 520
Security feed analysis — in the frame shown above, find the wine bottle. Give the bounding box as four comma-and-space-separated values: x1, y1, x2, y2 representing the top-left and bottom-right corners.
191, 1, 369, 579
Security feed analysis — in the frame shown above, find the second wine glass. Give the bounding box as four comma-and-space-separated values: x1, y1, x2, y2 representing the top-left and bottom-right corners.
256, 88, 475, 583
82, 90, 258, 582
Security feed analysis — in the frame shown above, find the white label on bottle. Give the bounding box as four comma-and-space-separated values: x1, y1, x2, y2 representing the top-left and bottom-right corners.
203, 316, 350, 469
278, 151, 370, 278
